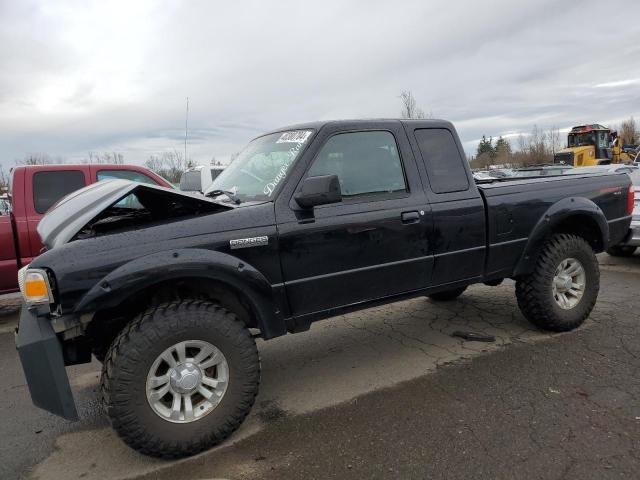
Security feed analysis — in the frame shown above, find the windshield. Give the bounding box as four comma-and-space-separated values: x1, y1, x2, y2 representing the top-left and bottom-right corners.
568, 132, 597, 147
205, 130, 313, 202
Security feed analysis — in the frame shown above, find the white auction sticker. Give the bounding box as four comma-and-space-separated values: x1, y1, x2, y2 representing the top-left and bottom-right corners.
276, 130, 312, 144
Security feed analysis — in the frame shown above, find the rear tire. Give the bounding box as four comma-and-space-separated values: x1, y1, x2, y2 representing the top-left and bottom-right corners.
516, 234, 599, 332
101, 300, 260, 458
427, 287, 467, 301
606, 245, 637, 257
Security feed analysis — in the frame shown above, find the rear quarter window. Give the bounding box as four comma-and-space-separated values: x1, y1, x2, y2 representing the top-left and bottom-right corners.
414, 129, 469, 194
33, 170, 86, 214
97, 170, 161, 209
97, 169, 158, 185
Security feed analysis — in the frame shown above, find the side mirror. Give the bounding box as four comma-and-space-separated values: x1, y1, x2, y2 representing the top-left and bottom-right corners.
294, 174, 342, 209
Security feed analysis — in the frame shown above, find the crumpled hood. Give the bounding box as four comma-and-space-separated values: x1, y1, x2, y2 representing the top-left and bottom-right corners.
37, 179, 228, 249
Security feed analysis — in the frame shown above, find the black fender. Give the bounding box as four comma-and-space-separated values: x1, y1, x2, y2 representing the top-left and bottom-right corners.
73, 248, 287, 339
513, 197, 608, 276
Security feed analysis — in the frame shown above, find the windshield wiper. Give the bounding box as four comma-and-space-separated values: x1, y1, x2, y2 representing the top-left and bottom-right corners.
205, 189, 242, 205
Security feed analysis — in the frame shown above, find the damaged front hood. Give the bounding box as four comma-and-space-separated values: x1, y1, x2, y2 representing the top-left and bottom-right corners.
37, 179, 230, 249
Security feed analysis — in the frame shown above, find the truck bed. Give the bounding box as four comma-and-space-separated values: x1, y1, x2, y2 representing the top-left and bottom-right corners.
477, 172, 631, 279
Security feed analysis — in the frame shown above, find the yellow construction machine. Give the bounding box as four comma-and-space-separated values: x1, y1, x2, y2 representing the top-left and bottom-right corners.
553, 124, 635, 167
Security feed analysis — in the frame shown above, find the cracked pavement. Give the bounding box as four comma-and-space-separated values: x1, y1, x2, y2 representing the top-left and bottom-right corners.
1, 254, 639, 479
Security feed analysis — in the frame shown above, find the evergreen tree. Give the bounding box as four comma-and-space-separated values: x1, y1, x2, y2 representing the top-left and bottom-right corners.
476, 135, 495, 158
494, 136, 511, 155
494, 136, 512, 164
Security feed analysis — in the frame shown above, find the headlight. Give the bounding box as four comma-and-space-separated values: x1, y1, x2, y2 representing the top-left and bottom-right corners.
17, 265, 28, 296
19, 268, 53, 305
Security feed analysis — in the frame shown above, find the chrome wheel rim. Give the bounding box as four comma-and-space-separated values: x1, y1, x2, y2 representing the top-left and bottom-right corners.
552, 257, 586, 310
146, 340, 229, 423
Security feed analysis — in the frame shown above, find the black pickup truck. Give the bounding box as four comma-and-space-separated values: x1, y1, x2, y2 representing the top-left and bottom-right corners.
15, 119, 633, 458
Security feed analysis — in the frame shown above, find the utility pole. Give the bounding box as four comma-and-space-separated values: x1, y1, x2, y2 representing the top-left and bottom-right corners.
184, 97, 189, 163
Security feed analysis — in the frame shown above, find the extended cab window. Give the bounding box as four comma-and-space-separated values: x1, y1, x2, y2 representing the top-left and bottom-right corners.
33, 170, 86, 214
97, 169, 158, 185
414, 129, 469, 194
308, 131, 407, 199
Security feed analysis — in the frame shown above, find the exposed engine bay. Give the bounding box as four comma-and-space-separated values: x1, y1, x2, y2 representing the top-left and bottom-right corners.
74, 186, 229, 240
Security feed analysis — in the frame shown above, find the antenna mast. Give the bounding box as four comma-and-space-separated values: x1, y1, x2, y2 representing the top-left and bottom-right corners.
184, 97, 189, 163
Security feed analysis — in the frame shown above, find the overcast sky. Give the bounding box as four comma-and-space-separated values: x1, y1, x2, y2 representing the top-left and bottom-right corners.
1, 0, 640, 169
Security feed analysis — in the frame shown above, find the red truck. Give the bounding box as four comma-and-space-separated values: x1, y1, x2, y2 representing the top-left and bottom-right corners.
0, 164, 172, 293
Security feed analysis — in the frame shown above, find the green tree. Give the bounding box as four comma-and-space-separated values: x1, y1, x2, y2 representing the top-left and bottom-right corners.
494, 136, 511, 155
476, 135, 495, 158
494, 136, 511, 164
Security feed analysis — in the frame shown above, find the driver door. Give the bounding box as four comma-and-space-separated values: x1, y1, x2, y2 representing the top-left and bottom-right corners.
276, 122, 433, 317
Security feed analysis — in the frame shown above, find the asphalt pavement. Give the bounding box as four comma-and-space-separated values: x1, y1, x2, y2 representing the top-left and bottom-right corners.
1, 253, 639, 479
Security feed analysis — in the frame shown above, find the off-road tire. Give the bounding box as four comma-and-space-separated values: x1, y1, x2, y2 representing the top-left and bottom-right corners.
92, 349, 106, 363
516, 234, 599, 332
606, 245, 637, 257
427, 287, 467, 301
101, 300, 260, 458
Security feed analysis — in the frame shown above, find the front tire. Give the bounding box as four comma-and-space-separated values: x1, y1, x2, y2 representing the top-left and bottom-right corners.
516, 234, 599, 332
101, 300, 260, 458
606, 245, 637, 257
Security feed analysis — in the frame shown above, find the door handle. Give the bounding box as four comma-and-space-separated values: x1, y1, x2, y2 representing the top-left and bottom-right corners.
401, 211, 420, 224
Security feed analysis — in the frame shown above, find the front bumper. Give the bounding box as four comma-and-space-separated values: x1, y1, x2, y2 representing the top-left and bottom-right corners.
619, 221, 640, 247
15, 305, 79, 421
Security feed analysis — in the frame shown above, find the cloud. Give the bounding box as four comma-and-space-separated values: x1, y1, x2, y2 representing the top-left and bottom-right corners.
594, 79, 640, 88
1, 0, 639, 167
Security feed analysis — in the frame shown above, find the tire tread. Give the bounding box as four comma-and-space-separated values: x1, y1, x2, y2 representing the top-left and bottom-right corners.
515, 234, 599, 332
100, 300, 260, 458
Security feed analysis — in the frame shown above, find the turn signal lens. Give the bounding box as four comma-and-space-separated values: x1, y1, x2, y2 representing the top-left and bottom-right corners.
23, 271, 52, 304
